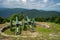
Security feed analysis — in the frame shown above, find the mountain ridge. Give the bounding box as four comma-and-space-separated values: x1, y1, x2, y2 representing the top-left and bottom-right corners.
0, 8, 60, 18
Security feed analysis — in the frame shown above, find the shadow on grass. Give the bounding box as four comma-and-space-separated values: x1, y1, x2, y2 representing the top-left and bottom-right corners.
11, 28, 16, 32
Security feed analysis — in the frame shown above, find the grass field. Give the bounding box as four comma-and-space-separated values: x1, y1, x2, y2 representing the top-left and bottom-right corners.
36, 22, 60, 33
0, 22, 60, 40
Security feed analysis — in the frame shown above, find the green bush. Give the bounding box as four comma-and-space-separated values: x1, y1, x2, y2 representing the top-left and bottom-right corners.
0, 17, 5, 24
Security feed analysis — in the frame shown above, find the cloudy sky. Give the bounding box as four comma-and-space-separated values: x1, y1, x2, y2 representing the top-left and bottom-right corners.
0, 0, 60, 11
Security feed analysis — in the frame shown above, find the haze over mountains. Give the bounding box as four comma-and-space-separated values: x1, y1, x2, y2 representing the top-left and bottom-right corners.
0, 8, 60, 18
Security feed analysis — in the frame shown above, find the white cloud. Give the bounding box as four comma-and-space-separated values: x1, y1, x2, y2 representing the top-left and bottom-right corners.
7, 0, 20, 2
30, 0, 35, 2
48, 3, 60, 8
0, 0, 60, 11
56, 3, 60, 5
43, 0, 48, 3
22, 0, 27, 3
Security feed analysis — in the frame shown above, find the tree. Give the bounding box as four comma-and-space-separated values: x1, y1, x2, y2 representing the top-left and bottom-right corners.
9, 13, 24, 21
54, 17, 60, 24
35, 17, 46, 22
19, 14, 24, 21
0, 17, 5, 24
9, 14, 19, 21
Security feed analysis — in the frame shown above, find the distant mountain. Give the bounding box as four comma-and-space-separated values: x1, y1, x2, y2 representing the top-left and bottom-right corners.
0, 8, 60, 18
